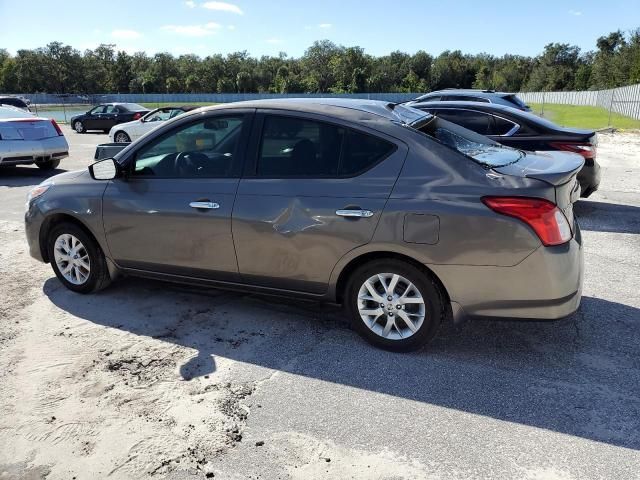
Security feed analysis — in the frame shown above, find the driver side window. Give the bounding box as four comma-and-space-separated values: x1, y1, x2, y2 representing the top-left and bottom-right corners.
90, 106, 106, 115
133, 115, 245, 178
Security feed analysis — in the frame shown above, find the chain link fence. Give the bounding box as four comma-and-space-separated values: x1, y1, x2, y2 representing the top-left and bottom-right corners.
519, 84, 640, 126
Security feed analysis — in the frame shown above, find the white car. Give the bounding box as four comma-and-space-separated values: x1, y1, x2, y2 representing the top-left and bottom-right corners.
108, 105, 196, 143
0, 105, 68, 170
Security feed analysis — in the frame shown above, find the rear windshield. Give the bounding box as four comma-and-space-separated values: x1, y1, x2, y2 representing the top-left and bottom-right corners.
120, 103, 147, 111
502, 94, 528, 109
416, 116, 524, 168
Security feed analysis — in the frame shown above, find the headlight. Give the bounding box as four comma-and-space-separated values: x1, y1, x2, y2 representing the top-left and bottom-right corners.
26, 182, 53, 206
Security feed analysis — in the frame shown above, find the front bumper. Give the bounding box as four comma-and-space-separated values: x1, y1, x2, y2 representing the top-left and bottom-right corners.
435, 223, 584, 321
25, 202, 47, 262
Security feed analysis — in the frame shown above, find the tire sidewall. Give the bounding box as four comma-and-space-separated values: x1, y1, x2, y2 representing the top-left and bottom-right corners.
36, 159, 60, 170
115, 132, 130, 143
47, 224, 104, 294
346, 260, 442, 352
74, 121, 84, 133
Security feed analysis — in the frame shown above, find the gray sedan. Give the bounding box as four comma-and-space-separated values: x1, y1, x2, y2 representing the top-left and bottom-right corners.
0, 106, 68, 170
24, 99, 584, 351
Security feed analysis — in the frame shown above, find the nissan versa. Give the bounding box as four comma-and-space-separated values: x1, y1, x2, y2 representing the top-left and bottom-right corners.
25, 99, 584, 351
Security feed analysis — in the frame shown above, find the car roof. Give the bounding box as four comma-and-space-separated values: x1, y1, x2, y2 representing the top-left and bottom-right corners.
195, 98, 424, 124
412, 100, 523, 115
425, 89, 513, 97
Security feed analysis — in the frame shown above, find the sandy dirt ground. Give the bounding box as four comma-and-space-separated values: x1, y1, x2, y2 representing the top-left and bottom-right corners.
0, 128, 639, 479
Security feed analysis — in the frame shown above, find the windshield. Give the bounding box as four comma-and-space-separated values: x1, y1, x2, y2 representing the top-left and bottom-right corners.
417, 116, 525, 168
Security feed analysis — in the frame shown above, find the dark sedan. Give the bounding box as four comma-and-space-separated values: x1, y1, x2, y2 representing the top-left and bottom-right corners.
70, 103, 149, 134
411, 101, 600, 197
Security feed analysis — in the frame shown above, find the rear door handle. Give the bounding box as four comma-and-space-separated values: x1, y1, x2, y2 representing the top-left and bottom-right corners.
189, 201, 219, 210
336, 209, 374, 218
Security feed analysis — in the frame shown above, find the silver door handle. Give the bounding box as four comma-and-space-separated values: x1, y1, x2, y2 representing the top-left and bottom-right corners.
189, 201, 219, 209
336, 209, 374, 218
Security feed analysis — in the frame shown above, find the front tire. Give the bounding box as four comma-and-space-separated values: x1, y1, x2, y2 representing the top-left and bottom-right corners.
47, 223, 111, 294
36, 159, 60, 170
346, 259, 444, 352
114, 131, 131, 143
74, 121, 85, 133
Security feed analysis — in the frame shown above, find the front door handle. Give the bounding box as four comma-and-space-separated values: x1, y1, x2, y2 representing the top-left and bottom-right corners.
189, 201, 219, 210
336, 209, 374, 218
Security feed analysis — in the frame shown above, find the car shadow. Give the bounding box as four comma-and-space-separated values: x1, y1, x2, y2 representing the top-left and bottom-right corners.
43, 276, 640, 450
575, 199, 640, 234
0, 165, 67, 187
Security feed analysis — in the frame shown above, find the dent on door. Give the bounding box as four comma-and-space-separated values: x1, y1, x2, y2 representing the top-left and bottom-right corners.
232, 191, 388, 293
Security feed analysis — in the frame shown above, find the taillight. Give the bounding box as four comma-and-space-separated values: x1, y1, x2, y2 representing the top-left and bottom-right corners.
133, 112, 142, 120
50, 119, 63, 136
549, 142, 596, 160
482, 196, 572, 246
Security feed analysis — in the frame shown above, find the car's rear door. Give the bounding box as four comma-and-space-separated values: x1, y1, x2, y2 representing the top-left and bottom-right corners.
102, 110, 254, 281
232, 110, 407, 294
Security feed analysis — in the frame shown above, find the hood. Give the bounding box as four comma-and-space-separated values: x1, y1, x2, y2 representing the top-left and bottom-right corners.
44, 169, 89, 185
109, 119, 138, 133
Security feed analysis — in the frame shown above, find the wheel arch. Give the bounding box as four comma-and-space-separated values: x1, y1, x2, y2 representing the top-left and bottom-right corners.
333, 250, 451, 310
39, 213, 100, 264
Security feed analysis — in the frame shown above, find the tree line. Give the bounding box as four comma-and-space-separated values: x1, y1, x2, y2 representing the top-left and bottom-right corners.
1, 29, 639, 95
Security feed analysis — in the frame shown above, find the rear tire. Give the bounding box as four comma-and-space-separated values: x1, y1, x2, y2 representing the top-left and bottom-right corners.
346, 259, 444, 352
47, 222, 111, 294
36, 159, 60, 170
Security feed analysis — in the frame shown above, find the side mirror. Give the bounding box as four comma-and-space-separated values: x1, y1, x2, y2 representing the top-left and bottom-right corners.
89, 158, 119, 180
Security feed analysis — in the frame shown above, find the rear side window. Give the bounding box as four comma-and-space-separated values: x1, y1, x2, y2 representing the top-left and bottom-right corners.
491, 116, 518, 135
435, 109, 492, 135
256, 115, 395, 178
340, 130, 396, 176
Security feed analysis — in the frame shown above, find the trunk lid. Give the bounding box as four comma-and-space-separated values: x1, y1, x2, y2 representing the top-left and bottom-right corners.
493, 150, 584, 227
0, 118, 59, 141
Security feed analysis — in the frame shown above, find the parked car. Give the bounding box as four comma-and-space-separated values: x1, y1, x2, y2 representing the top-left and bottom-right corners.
25, 99, 584, 351
410, 101, 600, 197
407, 89, 532, 112
0, 105, 68, 170
0, 96, 31, 111
108, 105, 199, 143
70, 103, 149, 134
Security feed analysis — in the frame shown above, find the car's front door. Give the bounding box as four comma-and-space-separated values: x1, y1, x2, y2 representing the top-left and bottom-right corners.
85, 105, 106, 130
232, 111, 407, 293
102, 110, 254, 281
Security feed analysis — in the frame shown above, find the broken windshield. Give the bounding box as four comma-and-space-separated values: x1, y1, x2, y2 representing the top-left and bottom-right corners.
417, 116, 525, 168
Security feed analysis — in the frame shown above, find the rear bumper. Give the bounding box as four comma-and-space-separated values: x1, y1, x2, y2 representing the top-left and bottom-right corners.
435, 223, 584, 322
577, 160, 601, 197
0, 136, 69, 166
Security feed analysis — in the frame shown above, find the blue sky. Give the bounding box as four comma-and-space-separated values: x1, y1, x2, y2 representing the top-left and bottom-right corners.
1, 0, 639, 57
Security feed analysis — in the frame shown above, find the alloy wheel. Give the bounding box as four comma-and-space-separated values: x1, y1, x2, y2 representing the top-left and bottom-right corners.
357, 273, 426, 340
53, 233, 91, 285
